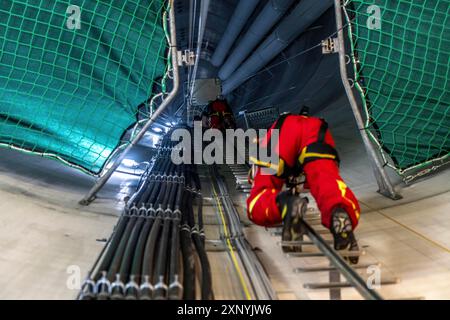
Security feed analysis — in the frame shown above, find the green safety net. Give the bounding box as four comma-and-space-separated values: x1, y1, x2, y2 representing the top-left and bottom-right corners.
344, 0, 450, 176
0, 0, 168, 174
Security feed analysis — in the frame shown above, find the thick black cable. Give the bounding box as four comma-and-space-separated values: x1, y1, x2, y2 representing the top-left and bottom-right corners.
180, 190, 196, 299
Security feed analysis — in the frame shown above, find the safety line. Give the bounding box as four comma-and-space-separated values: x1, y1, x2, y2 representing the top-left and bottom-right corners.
211, 182, 252, 300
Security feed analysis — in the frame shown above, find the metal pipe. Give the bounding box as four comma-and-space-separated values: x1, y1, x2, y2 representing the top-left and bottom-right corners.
210, 0, 260, 67
80, 0, 180, 205
222, 0, 333, 95
333, 0, 401, 200
218, 0, 295, 79
302, 221, 382, 300
188, 0, 210, 111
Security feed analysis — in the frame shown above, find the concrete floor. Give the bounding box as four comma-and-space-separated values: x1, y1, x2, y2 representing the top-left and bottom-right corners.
0, 148, 132, 299
0, 100, 449, 299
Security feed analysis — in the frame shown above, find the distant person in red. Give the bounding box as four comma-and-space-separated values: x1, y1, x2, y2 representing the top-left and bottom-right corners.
247, 107, 360, 259
205, 96, 236, 131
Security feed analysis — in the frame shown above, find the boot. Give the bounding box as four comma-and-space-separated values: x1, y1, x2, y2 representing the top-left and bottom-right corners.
330, 207, 359, 264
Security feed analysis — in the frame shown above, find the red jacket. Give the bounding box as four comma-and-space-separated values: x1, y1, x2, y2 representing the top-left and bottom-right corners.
247, 114, 360, 229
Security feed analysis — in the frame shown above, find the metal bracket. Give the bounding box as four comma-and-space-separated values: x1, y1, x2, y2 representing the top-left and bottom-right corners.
322, 37, 339, 54
177, 50, 195, 66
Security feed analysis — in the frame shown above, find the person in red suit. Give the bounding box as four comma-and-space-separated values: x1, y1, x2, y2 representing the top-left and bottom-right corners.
247, 107, 360, 257
205, 96, 236, 131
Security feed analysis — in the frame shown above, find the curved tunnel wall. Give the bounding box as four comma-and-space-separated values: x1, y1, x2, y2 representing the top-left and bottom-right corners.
228, 8, 344, 118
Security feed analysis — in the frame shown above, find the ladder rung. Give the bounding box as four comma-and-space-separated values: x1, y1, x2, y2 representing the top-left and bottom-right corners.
271, 229, 330, 236
315, 229, 331, 235
287, 250, 365, 258
287, 252, 325, 258
303, 217, 322, 222
279, 241, 315, 246
279, 240, 333, 246
294, 263, 379, 273
304, 278, 399, 289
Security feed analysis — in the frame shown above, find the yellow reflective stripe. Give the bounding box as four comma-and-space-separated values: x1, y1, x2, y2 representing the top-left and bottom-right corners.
337, 180, 347, 198
281, 204, 288, 219
337, 180, 360, 220
249, 189, 267, 214
277, 159, 285, 177
299, 147, 336, 164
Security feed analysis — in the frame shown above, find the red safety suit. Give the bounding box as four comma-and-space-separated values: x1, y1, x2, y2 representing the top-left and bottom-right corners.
247, 114, 360, 229
207, 99, 236, 130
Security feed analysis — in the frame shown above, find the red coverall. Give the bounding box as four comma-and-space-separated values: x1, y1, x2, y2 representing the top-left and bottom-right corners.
247, 115, 360, 230
207, 99, 235, 130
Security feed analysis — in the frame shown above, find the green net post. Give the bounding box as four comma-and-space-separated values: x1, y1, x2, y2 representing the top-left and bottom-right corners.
80, 0, 180, 205
341, 0, 450, 184
334, 0, 402, 199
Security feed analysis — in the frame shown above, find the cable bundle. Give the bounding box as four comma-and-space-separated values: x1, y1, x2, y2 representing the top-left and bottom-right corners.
79, 128, 213, 300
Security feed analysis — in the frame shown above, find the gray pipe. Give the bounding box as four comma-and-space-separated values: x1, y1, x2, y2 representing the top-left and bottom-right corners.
189, 0, 210, 91
222, 0, 333, 95
210, 0, 260, 67
218, 0, 296, 80
188, 0, 210, 120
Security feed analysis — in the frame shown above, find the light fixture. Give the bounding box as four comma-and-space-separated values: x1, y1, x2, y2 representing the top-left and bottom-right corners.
122, 159, 138, 168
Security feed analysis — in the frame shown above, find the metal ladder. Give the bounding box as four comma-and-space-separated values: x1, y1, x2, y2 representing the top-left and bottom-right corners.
227, 163, 410, 300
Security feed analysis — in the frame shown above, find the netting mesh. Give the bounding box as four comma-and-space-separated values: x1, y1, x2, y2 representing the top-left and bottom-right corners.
0, 0, 169, 174
343, 0, 450, 177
